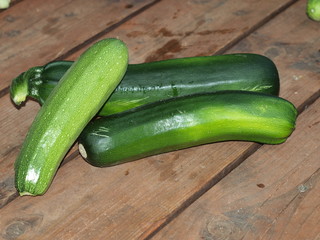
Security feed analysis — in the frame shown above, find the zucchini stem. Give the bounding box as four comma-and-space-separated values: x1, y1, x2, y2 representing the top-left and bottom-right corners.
10, 66, 43, 106
10, 73, 29, 106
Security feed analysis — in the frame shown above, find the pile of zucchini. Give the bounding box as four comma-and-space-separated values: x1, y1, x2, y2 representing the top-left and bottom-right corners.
10, 38, 298, 196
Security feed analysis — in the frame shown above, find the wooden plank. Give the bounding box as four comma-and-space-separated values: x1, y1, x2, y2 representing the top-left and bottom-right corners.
152, 93, 320, 240
0, 0, 297, 208
0, 0, 156, 91
0, 143, 258, 240
66, 0, 297, 63
0, 0, 313, 239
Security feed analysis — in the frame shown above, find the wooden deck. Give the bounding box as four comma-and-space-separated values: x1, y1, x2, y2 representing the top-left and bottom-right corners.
0, 0, 319, 239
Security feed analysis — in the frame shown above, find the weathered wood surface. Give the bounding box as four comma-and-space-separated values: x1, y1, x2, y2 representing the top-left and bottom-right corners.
153, 94, 320, 240
0, 0, 319, 239
0, 0, 297, 209
0, 0, 157, 91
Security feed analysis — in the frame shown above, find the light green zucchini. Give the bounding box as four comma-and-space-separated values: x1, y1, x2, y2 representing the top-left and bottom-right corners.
14, 38, 128, 196
307, 0, 320, 21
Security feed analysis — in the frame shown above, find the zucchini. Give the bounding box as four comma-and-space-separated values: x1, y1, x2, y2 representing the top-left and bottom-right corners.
14, 38, 129, 196
307, 0, 320, 21
78, 91, 297, 167
0, 0, 10, 9
10, 54, 280, 115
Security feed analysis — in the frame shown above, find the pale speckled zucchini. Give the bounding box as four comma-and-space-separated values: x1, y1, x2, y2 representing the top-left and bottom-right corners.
14, 38, 129, 196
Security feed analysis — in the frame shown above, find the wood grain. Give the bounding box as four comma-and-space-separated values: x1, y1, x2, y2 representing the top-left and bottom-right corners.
0, 0, 156, 90
0, 142, 257, 240
152, 92, 320, 240
66, 0, 298, 63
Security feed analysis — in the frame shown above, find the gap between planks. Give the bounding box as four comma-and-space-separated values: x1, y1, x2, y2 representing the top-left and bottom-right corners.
143, 143, 262, 240
215, 0, 299, 55
55, 0, 162, 62
0, 0, 162, 99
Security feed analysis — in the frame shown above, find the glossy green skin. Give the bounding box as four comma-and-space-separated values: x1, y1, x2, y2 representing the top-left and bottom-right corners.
10, 54, 280, 115
307, 0, 320, 21
78, 91, 297, 167
14, 38, 128, 196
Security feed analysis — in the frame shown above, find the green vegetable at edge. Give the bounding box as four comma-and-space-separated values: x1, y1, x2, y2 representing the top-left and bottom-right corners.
14, 38, 129, 196
10, 53, 280, 116
307, 0, 320, 21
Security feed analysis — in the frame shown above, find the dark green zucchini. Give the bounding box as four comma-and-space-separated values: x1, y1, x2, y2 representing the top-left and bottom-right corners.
10, 54, 280, 115
78, 91, 297, 167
